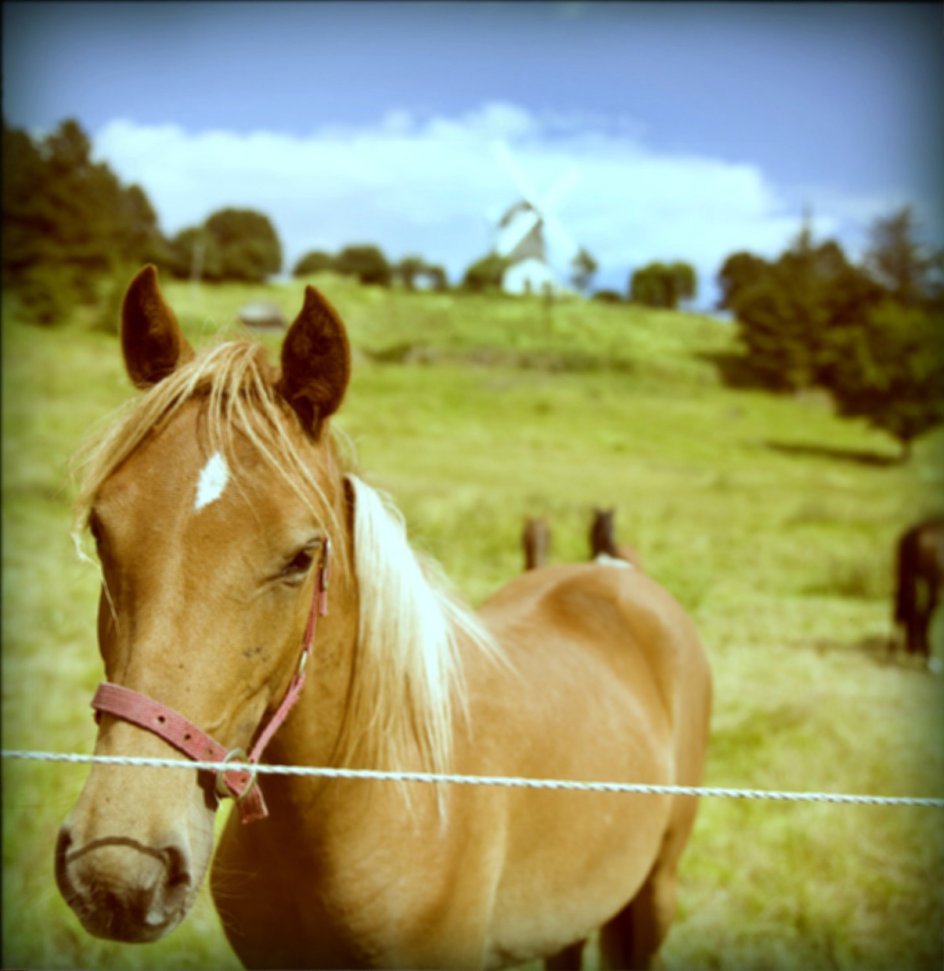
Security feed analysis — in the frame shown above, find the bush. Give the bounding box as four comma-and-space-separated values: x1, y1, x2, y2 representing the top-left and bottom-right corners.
592, 289, 624, 304
205, 209, 282, 282
629, 261, 697, 309
461, 252, 509, 292
334, 245, 391, 286
293, 250, 335, 277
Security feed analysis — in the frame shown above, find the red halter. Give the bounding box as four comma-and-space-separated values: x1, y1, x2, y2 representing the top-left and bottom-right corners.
91, 537, 332, 824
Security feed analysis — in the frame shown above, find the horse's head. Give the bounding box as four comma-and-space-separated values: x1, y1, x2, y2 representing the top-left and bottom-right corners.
56, 266, 353, 942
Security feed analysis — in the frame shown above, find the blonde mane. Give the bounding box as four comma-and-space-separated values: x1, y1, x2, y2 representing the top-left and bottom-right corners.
341, 475, 500, 777
72, 339, 499, 778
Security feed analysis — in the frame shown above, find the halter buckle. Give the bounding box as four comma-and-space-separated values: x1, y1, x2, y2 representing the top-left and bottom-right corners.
214, 747, 257, 802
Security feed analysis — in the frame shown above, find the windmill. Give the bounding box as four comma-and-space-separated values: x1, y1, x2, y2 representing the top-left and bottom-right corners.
490, 141, 583, 296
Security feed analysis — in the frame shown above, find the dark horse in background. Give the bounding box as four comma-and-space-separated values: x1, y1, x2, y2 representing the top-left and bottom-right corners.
894, 517, 944, 666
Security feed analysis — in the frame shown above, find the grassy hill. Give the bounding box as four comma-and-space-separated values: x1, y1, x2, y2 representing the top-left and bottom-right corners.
3, 275, 942, 969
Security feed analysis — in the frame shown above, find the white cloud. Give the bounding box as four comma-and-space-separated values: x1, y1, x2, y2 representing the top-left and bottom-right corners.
91, 102, 899, 306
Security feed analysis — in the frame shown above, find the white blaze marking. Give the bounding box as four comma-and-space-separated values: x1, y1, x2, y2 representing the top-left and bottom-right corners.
194, 452, 230, 511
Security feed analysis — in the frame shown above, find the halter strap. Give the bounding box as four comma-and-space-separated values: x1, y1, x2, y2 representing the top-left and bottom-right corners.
91, 537, 331, 824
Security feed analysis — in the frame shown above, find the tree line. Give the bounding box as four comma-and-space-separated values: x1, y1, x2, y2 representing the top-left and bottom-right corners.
1, 119, 461, 321
293, 246, 448, 291
2, 118, 691, 310
4, 118, 941, 454
2, 119, 285, 324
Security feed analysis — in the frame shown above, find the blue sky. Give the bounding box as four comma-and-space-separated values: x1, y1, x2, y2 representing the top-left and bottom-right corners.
3, 2, 942, 304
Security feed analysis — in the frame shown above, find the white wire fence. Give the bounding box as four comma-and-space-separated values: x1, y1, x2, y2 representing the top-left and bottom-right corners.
4, 749, 943, 808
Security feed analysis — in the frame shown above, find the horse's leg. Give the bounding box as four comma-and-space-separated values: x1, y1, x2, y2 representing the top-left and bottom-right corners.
598, 871, 676, 970
930, 588, 942, 668
917, 607, 930, 662
210, 812, 355, 970
896, 532, 917, 658
545, 939, 586, 970
599, 795, 698, 971
919, 575, 941, 665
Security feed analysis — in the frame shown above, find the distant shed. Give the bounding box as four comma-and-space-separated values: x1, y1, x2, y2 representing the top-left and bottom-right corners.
238, 301, 287, 330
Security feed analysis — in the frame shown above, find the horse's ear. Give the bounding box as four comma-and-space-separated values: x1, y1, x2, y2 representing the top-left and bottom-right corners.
121, 265, 194, 388
278, 285, 351, 437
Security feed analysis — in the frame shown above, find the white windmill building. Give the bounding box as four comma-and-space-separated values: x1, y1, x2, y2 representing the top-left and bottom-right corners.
491, 141, 583, 296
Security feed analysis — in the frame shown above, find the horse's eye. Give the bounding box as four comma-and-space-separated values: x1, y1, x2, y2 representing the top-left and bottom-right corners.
280, 543, 318, 581
287, 550, 314, 573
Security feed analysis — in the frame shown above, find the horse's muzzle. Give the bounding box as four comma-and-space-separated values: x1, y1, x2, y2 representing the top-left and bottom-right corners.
55, 824, 193, 943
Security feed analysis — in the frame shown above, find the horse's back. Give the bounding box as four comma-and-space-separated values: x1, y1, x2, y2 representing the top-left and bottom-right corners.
479, 562, 709, 752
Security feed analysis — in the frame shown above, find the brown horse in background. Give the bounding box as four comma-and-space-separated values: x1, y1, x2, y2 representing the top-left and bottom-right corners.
894, 517, 944, 666
589, 508, 644, 571
56, 266, 711, 969
522, 516, 551, 570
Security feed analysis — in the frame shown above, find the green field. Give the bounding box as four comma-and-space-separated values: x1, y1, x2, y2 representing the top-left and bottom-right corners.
3, 276, 943, 970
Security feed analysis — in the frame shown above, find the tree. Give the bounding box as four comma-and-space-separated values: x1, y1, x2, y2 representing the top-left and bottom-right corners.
293, 250, 335, 277
167, 227, 223, 281
391, 255, 450, 291
2, 124, 49, 278
570, 247, 598, 294
423, 264, 449, 291
117, 185, 168, 267
334, 244, 391, 286
717, 251, 769, 312
725, 227, 882, 392
826, 301, 944, 459
2, 118, 169, 322
461, 252, 509, 292
629, 261, 697, 309
864, 206, 944, 309
204, 208, 282, 282
718, 210, 943, 455
394, 254, 427, 290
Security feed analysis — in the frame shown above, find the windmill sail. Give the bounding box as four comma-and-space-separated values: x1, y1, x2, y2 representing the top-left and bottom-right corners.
489, 141, 583, 294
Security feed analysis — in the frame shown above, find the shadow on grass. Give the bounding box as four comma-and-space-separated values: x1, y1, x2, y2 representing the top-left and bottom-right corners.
810, 633, 940, 673
363, 341, 637, 374
695, 351, 773, 390
765, 440, 901, 468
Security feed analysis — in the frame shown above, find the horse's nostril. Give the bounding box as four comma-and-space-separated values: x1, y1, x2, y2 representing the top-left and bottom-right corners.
55, 826, 72, 857
160, 843, 193, 914
163, 843, 191, 889
54, 825, 75, 891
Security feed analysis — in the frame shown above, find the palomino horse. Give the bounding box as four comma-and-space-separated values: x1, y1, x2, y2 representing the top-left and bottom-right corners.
894, 517, 944, 664
589, 508, 644, 571
521, 516, 551, 571
56, 266, 711, 970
